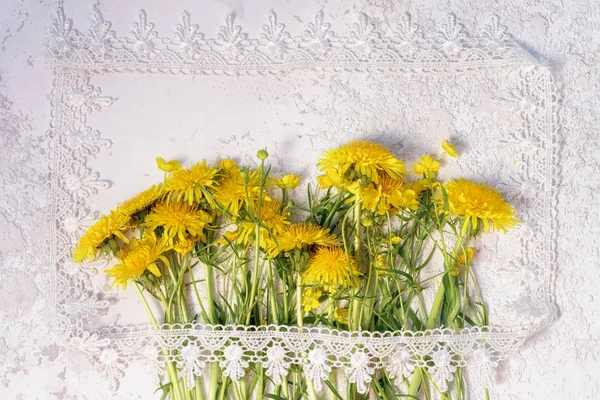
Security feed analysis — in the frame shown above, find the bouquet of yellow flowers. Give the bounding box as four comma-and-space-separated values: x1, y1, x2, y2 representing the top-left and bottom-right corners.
74, 140, 518, 400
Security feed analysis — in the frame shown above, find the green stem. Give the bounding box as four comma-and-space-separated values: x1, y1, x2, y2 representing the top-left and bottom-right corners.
426, 280, 447, 329
204, 263, 217, 324
133, 283, 184, 400
297, 274, 303, 327
246, 223, 262, 325
351, 196, 362, 331
203, 259, 221, 400
408, 368, 423, 399
267, 261, 279, 324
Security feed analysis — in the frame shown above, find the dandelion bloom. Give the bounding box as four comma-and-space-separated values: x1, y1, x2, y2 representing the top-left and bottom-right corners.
317, 168, 348, 190
163, 161, 219, 205
118, 185, 164, 217
156, 157, 182, 172
213, 165, 265, 219
413, 155, 440, 179
442, 140, 460, 158
444, 178, 519, 234
334, 307, 349, 324
73, 212, 131, 262
105, 234, 170, 289
144, 201, 212, 243
358, 175, 405, 215
226, 199, 290, 248
173, 237, 196, 255
457, 247, 474, 267
318, 141, 406, 184
303, 247, 360, 290
274, 174, 301, 190
267, 223, 339, 257
302, 287, 322, 313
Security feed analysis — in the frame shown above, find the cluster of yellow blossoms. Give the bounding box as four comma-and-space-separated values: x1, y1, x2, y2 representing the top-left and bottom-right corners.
73, 139, 518, 297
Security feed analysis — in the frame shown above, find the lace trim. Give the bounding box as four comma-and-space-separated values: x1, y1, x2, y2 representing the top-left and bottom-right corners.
46, 6, 560, 393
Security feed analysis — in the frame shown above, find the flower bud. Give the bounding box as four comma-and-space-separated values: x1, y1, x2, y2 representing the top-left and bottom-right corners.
362, 216, 374, 227
257, 149, 269, 160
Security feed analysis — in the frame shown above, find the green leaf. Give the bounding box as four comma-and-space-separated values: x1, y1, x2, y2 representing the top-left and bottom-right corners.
153, 382, 171, 400
380, 268, 414, 284
264, 395, 287, 400
324, 380, 344, 400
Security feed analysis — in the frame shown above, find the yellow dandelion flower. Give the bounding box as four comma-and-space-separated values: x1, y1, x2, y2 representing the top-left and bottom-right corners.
317, 168, 348, 190
445, 178, 519, 234
163, 161, 219, 205
442, 140, 460, 158
105, 234, 170, 289
318, 141, 407, 184
394, 188, 419, 211
450, 247, 475, 276
219, 159, 239, 175
173, 237, 196, 254
373, 254, 391, 275
457, 247, 475, 267
302, 287, 322, 313
73, 212, 131, 262
267, 223, 339, 257
357, 175, 406, 215
274, 174, 302, 190
414, 179, 440, 190
118, 185, 164, 217
413, 155, 440, 179
144, 201, 212, 243
334, 307, 349, 324
303, 247, 360, 290
390, 236, 402, 244
156, 157, 182, 172
227, 199, 290, 247
213, 168, 263, 219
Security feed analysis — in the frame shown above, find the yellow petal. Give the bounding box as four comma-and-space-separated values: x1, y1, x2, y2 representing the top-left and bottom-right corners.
146, 263, 162, 277
442, 140, 460, 158
156, 157, 182, 172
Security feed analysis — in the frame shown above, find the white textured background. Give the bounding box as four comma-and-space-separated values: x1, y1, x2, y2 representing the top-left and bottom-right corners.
0, 0, 598, 399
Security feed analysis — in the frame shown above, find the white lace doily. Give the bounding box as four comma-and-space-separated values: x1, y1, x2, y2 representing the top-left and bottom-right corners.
45, 6, 559, 394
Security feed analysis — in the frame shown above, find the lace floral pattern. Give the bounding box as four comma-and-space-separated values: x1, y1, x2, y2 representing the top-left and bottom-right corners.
44, 6, 559, 394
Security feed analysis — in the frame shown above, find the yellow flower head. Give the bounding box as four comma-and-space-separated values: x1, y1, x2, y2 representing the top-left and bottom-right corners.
213, 168, 263, 219
227, 199, 290, 248
73, 212, 131, 262
444, 178, 519, 234
219, 159, 239, 175
317, 168, 348, 190
457, 247, 475, 267
358, 174, 405, 215
144, 201, 213, 243
118, 185, 164, 217
156, 157, 182, 172
442, 140, 460, 158
390, 236, 402, 244
394, 187, 419, 211
302, 287, 322, 313
414, 179, 440, 190
303, 247, 360, 290
334, 307, 349, 324
267, 223, 339, 257
318, 141, 407, 184
413, 155, 440, 179
173, 237, 196, 255
450, 247, 475, 276
373, 254, 391, 275
274, 174, 302, 190
105, 234, 170, 289
163, 161, 219, 205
